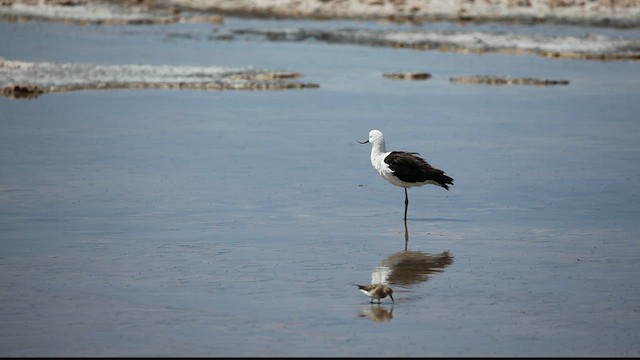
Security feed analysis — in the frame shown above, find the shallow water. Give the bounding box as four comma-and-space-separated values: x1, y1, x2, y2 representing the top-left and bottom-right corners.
1, 19, 640, 356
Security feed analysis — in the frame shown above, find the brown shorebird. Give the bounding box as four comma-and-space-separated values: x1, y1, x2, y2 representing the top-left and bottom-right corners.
354, 283, 394, 304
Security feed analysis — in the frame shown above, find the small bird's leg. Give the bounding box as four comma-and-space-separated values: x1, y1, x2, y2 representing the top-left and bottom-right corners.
404, 188, 409, 221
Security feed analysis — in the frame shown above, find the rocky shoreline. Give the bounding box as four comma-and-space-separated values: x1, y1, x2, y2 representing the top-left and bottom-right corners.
226, 27, 640, 61
2, 1, 639, 62
0, 57, 319, 99
1, 0, 638, 98
159, 0, 640, 28
1, 0, 640, 27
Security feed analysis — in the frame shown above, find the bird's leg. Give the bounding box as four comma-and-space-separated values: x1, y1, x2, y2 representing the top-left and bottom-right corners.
404, 188, 409, 221
404, 219, 409, 251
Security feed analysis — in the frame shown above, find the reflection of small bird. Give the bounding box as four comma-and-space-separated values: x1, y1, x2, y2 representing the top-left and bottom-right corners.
358, 129, 453, 221
359, 305, 394, 322
354, 283, 394, 304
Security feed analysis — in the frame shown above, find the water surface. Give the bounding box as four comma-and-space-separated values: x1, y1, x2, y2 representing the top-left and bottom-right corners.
1, 19, 639, 356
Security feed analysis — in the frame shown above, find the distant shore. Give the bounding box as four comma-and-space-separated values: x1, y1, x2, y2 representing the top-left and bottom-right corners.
140, 0, 640, 27
2, 0, 640, 27
2, 0, 639, 99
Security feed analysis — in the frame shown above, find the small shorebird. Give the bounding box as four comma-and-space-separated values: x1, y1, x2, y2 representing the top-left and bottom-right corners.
354, 283, 394, 304
358, 129, 453, 221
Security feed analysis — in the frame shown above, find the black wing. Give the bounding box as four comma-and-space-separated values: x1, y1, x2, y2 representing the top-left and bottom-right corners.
385, 151, 454, 189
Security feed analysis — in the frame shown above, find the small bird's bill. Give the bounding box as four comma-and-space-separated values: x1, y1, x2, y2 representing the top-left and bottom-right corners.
357, 139, 369, 144
389, 294, 394, 302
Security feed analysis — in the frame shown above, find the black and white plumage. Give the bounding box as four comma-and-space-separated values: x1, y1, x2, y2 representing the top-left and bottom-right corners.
358, 129, 453, 220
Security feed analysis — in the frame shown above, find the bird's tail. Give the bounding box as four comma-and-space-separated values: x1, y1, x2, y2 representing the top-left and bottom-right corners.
438, 174, 454, 190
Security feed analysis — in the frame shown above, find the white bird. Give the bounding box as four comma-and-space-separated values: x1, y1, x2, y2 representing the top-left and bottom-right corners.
358, 129, 453, 221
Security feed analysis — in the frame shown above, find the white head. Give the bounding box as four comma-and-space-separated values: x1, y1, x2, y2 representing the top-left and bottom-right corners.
368, 129, 384, 145
357, 129, 385, 147
357, 129, 388, 167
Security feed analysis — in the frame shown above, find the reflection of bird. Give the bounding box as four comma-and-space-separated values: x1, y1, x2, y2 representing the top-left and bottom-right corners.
358, 129, 453, 220
354, 283, 394, 304
359, 305, 394, 322
372, 250, 453, 287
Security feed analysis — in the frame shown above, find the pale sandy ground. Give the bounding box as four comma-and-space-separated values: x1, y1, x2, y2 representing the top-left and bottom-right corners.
142, 0, 640, 27
2, 0, 640, 26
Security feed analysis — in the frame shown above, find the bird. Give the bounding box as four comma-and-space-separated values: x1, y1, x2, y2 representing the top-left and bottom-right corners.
354, 283, 394, 304
358, 129, 453, 221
